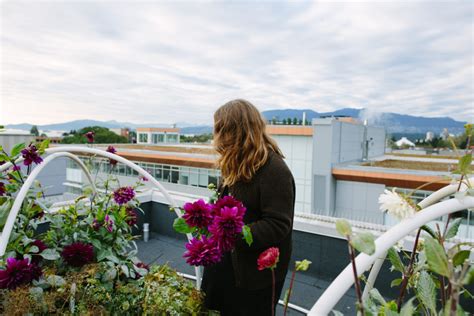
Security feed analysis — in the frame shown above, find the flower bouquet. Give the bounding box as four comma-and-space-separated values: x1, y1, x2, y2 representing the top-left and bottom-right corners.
173, 186, 253, 267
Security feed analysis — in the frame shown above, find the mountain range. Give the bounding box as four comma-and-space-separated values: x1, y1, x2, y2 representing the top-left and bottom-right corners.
6, 108, 467, 135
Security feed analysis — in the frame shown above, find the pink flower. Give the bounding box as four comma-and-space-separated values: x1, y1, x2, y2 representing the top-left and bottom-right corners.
21, 144, 43, 166
257, 247, 280, 271
208, 206, 245, 251
0, 257, 42, 289
183, 236, 222, 267
113, 186, 135, 205
182, 199, 213, 229
106, 145, 118, 165
85, 131, 95, 143
61, 242, 94, 267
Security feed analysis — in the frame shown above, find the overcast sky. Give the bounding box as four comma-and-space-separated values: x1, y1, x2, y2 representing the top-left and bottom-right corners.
1, 1, 473, 126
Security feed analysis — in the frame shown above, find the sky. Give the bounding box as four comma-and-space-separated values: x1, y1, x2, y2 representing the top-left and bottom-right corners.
1, 1, 473, 126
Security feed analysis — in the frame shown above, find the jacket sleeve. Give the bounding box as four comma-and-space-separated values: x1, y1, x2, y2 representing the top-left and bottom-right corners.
236, 160, 295, 252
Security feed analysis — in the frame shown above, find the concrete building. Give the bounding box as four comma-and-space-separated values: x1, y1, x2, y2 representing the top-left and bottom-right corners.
0, 129, 36, 153
137, 127, 180, 145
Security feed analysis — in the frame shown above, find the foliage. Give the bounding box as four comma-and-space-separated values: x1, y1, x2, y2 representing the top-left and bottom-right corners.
180, 133, 213, 143
61, 126, 129, 144
0, 141, 206, 314
30, 125, 39, 136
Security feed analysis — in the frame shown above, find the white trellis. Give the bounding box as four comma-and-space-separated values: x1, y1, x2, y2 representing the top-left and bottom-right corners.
309, 177, 474, 315
0, 146, 202, 289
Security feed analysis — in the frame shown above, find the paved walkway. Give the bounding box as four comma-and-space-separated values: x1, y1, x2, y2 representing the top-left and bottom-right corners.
137, 234, 357, 315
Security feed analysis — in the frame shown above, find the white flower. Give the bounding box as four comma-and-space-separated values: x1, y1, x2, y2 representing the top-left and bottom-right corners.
378, 188, 416, 221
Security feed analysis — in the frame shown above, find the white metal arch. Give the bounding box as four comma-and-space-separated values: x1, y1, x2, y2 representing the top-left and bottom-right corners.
0, 147, 202, 288
309, 182, 474, 315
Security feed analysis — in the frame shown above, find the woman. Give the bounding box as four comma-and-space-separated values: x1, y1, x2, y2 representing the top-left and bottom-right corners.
202, 99, 295, 315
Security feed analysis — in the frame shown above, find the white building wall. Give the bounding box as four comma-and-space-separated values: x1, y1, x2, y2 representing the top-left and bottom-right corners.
272, 135, 312, 214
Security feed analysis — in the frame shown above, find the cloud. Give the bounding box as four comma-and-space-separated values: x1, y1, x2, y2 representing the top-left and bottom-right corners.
1, 1, 472, 125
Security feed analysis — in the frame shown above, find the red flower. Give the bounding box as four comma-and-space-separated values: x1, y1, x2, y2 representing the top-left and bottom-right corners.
257, 247, 280, 271
0, 257, 42, 289
182, 199, 213, 229
61, 242, 94, 267
106, 146, 117, 165
85, 131, 95, 143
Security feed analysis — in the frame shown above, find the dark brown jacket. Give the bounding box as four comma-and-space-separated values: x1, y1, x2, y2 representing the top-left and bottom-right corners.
223, 150, 295, 290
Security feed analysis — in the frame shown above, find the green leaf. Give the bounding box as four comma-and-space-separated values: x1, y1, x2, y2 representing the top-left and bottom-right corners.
399, 297, 416, 316
121, 264, 130, 278
38, 139, 50, 154
416, 271, 437, 314
387, 247, 405, 273
351, 232, 376, 255
458, 153, 472, 174
390, 278, 402, 287
97, 248, 113, 262
10, 142, 25, 157
421, 225, 437, 239
29, 245, 39, 254
102, 267, 117, 282
295, 259, 312, 271
369, 288, 386, 305
0, 198, 13, 230
424, 237, 450, 277
105, 255, 121, 264
283, 288, 290, 306
445, 218, 463, 239
453, 250, 470, 266
173, 217, 193, 234
335, 219, 352, 237
463, 267, 474, 285
0, 153, 8, 163
46, 275, 66, 288
40, 248, 60, 260
242, 225, 253, 246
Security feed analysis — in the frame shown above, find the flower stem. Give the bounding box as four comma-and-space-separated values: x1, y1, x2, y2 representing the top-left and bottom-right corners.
347, 238, 364, 315
271, 269, 276, 316
396, 228, 421, 312
284, 269, 296, 316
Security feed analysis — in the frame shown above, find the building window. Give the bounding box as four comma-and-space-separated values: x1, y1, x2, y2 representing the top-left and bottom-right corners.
139, 133, 148, 143
166, 134, 178, 143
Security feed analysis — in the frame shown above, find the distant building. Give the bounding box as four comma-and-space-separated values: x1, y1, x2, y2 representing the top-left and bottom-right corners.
110, 128, 130, 139
425, 131, 434, 141
441, 128, 449, 140
136, 127, 180, 145
0, 129, 36, 153
395, 137, 415, 148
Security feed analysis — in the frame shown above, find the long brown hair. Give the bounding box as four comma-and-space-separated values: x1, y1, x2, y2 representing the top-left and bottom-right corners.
213, 99, 283, 187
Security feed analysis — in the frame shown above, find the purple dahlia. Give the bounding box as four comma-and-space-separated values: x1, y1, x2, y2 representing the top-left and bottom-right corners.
212, 195, 246, 216
85, 131, 95, 143
21, 144, 43, 166
0, 257, 42, 289
61, 242, 94, 267
182, 199, 213, 229
183, 236, 221, 267
208, 206, 245, 252
0, 182, 5, 196
106, 145, 118, 165
113, 186, 135, 205
126, 207, 138, 226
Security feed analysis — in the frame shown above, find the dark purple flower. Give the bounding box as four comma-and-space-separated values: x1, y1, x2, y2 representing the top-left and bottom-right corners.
61, 242, 94, 267
113, 186, 135, 205
0, 182, 5, 196
12, 165, 21, 172
140, 175, 149, 182
92, 218, 101, 231
208, 206, 245, 251
32, 210, 45, 220
106, 146, 117, 165
182, 199, 213, 229
183, 236, 222, 267
85, 131, 95, 143
134, 261, 149, 279
126, 207, 138, 226
212, 195, 246, 217
31, 239, 48, 264
0, 257, 42, 289
21, 144, 43, 166
104, 214, 114, 232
